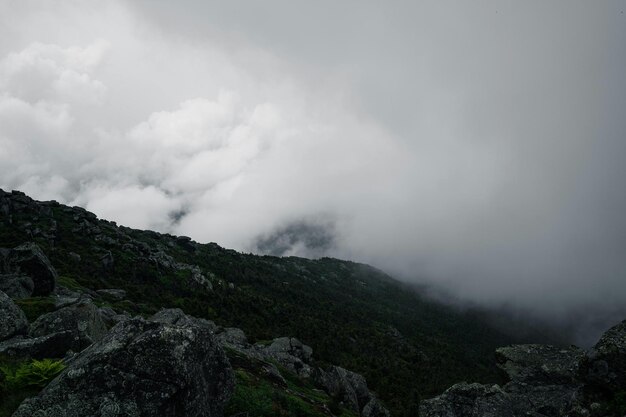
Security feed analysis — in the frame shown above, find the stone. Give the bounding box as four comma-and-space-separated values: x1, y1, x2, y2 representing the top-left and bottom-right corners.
495, 344, 585, 384
29, 299, 107, 351
0, 290, 28, 341
12, 315, 234, 417
316, 366, 373, 414
419, 383, 514, 417
583, 319, 626, 393
0, 331, 76, 359
0, 274, 34, 299
98, 307, 131, 328
0, 242, 57, 296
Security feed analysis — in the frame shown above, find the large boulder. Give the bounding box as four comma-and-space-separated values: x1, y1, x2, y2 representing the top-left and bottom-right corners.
0, 243, 57, 296
584, 319, 626, 393
29, 298, 107, 351
0, 331, 76, 359
419, 382, 514, 417
495, 344, 585, 384
0, 274, 34, 299
0, 290, 28, 341
316, 365, 375, 415
257, 337, 314, 377
12, 315, 235, 417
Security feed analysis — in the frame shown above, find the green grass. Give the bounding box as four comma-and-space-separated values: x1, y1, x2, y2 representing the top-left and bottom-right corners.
14, 297, 56, 322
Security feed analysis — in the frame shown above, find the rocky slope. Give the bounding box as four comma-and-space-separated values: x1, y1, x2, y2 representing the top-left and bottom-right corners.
1, 188, 623, 416
419, 322, 626, 416
0, 188, 530, 415
0, 241, 387, 416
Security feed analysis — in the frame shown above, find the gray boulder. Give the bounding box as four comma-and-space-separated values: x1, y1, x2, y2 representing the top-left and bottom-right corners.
98, 307, 130, 328
151, 308, 218, 332
316, 365, 374, 415
0, 331, 76, 359
217, 327, 248, 348
12, 315, 235, 417
419, 383, 514, 417
29, 299, 107, 351
0, 243, 57, 296
0, 274, 34, 299
584, 319, 626, 392
257, 337, 313, 377
0, 290, 28, 341
496, 344, 585, 384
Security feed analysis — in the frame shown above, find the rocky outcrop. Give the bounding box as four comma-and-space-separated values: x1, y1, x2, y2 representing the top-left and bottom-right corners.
583, 319, 626, 393
29, 298, 107, 352
0, 274, 34, 299
0, 331, 77, 359
495, 344, 585, 384
0, 242, 57, 296
421, 321, 626, 417
316, 365, 389, 417
0, 290, 28, 341
12, 314, 235, 417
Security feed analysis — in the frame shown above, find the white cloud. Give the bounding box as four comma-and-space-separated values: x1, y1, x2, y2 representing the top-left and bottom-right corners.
0, 0, 625, 342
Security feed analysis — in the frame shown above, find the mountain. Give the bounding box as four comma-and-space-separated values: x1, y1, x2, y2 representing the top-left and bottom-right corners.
1, 188, 622, 416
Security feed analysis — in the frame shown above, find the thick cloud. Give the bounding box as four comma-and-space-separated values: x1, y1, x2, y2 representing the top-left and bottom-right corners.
1, 1, 625, 344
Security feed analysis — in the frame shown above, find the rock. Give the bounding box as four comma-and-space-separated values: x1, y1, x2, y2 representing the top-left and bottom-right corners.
29, 299, 107, 351
12, 315, 234, 417
0, 290, 28, 341
316, 366, 373, 415
583, 319, 626, 392
0, 274, 34, 299
217, 327, 249, 348
151, 308, 218, 332
419, 383, 514, 417
68, 252, 81, 262
265, 337, 314, 363
96, 288, 127, 300
504, 381, 582, 417
98, 307, 131, 328
0, 242, 57, 296
0, 331, 76, 359
253, 336, 314, 377
361, 397, 391, 417
495, 344, 585, 384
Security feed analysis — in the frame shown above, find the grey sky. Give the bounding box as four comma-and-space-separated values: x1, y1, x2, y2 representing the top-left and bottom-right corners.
1, 1, 625, 343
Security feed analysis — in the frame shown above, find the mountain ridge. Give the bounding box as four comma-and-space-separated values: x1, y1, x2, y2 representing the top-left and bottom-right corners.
0, 188, 588, 416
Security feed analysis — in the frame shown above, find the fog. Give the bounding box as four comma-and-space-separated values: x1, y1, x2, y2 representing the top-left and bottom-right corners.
1, 1, 625, 345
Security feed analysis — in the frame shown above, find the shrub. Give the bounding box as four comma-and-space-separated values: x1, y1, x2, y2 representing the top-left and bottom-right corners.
1, 359, 65, 390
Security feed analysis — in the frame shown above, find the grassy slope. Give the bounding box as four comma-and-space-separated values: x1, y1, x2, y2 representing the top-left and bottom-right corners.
0, 192, 517, 416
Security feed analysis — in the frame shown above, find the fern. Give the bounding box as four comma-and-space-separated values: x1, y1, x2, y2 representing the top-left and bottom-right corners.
1, 359, 65, 390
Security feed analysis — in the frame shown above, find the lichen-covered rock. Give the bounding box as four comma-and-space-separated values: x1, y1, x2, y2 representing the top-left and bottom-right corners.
257, 337, 314, 377
419, 382, 514, 417
316, 365, 374, 415
151, 308, 218, 332
504, 381, 582, 417
0, 274, 34, 299
0, 242, 57, 296
98, 306, 130, 328
12, 315, 235, 417
583, 319, 626, 392
0, 331, 76, 358
361, 397, 391, 417
0, 290, 28, 341
29, 298, 107, 351
496, 344, 585, 384
265, 336, 313, 363
216, 327, 248, 348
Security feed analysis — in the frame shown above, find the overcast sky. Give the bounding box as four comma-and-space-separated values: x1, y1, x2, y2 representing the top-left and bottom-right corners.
1, 1, 625, 343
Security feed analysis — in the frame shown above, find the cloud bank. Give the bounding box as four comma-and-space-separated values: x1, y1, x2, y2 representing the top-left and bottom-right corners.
1, 1, 625, 343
